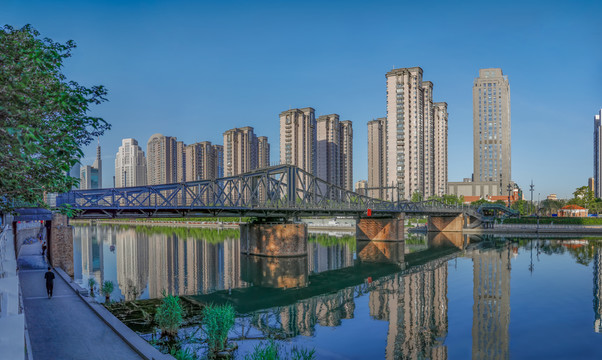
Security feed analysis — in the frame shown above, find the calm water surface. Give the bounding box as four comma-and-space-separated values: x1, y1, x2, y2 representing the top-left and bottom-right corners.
73, 224, 602, 359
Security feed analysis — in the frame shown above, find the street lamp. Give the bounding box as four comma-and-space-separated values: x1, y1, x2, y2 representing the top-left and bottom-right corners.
530, 180, 535, 215
507, 183, 513, 206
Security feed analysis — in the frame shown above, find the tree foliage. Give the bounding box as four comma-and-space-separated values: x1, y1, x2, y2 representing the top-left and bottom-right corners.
0, 25, 110, 212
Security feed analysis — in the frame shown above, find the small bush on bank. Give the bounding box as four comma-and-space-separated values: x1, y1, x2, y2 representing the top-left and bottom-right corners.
243, 340, 316, 360
203, 303, 235, 355
155, 293, 184, 340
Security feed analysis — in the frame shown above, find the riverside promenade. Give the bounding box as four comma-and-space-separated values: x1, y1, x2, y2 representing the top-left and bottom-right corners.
18, 240, 146, 360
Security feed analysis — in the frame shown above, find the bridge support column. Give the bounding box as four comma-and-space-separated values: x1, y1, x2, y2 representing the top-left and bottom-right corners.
240, 222, 307, 257
48, 214, 74, 277
427, 214, 465, 232
356, 214, 404, 241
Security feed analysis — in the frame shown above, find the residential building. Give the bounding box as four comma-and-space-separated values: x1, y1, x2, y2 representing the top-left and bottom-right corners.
340, 120, 353, 191
258, 136, 270, 169
355, 180, 367, 196
385, 67, 447, 200
473, 68, 511, 193
223, 127, 268, 176
80, 143, 102, 189
146, 133, 184, 185
589, 177, 595, 194
185, 141, 216, 181
213, 145, 224, 178
317, 114, 341, 186
433, 103, 448, 196
115, 138, 147, 188
279, 107, 317, 175
594, 109, 602, 198
367, 117, 387, 199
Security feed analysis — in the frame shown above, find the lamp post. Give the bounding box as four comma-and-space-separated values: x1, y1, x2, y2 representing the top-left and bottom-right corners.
507, 183, 512, 207
530, 180, 535, 215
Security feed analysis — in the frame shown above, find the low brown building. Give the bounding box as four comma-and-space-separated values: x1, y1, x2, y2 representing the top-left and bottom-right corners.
557, 205, 588, 217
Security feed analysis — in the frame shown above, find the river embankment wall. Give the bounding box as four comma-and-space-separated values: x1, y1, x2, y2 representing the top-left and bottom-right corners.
465, 223, 602, 234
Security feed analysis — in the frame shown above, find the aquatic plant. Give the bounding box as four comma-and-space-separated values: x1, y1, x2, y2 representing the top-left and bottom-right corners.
202, 303, 235, 355
155, 293, 184, 340
243, 340, 316, 360
170, 346, 198, 360
101, 280, 114, 303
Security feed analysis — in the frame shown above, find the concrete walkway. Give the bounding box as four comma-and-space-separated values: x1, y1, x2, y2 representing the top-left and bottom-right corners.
19, 243, 142, 360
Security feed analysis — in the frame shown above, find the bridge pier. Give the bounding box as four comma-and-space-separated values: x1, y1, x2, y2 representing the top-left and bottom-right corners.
240, 221, 308, 257
356, 214, 404, 241
427, 214, 465, 232
48, 214, 74, 276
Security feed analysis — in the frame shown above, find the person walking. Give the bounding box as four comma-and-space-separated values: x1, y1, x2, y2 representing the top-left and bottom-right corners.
41, 241, 47, 257
44, 267, 55, 299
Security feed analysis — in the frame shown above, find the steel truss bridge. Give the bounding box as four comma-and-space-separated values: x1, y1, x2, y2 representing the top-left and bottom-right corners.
56, 165, 483, 220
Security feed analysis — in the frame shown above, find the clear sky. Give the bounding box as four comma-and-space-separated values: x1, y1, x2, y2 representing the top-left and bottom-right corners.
4, 0, 602, 198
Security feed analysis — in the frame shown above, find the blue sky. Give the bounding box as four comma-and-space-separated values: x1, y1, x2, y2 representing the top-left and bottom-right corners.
4, 0, 602, 198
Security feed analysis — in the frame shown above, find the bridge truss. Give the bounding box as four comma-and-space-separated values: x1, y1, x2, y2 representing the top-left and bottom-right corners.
56, 165, 480, 220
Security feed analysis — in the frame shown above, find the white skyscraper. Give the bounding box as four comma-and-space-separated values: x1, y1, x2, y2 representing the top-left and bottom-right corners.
115, 138, 147, 187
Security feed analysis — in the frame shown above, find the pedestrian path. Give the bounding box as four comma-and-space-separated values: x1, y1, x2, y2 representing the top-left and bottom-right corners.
19, 245, 142, 360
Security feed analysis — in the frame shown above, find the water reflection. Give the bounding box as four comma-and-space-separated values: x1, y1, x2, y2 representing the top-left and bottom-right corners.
467, 244, 511, 360
72, 225, 602, 358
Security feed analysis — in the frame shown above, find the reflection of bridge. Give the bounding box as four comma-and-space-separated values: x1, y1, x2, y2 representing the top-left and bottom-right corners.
56, 165, 479, 220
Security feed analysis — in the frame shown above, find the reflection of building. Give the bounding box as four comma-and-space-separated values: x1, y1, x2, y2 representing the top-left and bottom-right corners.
147, 234, 243, 298
116, 228, 149, 300
468, 247, 511, 360
307, 239, 354, 274
369, 262, 448, 359
594, 248, 602, 333
254, 287, 355, 337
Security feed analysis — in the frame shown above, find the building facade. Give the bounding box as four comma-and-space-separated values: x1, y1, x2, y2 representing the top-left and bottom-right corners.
258, 136, 270, 169
146, 133, 185, 185
115, 138, 147, 188
80, 143, 102, 189
340, 120, 353, 191
223, 127, 257, 177
367, 117, 387, 199
473, 68, 511, 193
317, 114, 341, 186
384, 67, 448, 200
279, 107, 317, 175
185, 141, 217, 182
594, 110, 602, 198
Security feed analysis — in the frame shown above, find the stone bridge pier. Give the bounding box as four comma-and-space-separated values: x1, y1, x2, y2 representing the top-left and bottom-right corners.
356, 214, 404, 241
47, 214, 74, 276
427, 213, 476, 232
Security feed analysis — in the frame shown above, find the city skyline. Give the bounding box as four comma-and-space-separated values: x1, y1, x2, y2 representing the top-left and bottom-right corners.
6, 0, 601, 198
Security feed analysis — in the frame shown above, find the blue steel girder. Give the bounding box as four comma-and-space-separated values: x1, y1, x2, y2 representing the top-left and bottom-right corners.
56, 164, 480, 220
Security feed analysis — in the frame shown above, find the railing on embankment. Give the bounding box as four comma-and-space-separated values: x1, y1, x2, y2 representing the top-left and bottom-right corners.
0, 221, 25, 359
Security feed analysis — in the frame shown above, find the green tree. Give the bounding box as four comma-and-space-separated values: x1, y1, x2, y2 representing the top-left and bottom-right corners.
442, 194, 463, 205
0, 25, 110, 213
411, 192, 423, 202
510, 199, 530, 216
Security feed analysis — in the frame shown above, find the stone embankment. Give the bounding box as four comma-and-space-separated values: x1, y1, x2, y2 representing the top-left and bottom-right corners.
465, 223, 602, 234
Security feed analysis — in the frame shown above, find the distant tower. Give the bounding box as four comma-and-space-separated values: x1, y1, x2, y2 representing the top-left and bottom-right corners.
368, 117, 387, 199
473, 68, 511, 193
93, 141, 102, 188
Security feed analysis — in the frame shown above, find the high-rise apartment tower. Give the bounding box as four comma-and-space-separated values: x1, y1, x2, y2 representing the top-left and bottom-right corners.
279, 107, 317, 175
367, 117, 387, 199
223, 127, 269, 176
146, 134, 185, 185
473, 68, 511, 193
384, 67, 448, 200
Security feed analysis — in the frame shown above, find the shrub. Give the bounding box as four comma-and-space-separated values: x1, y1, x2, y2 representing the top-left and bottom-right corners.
101, 280, 114, 302
88, 277, 96, 296
203, 303, 235, 354
155, 293, 184, 340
